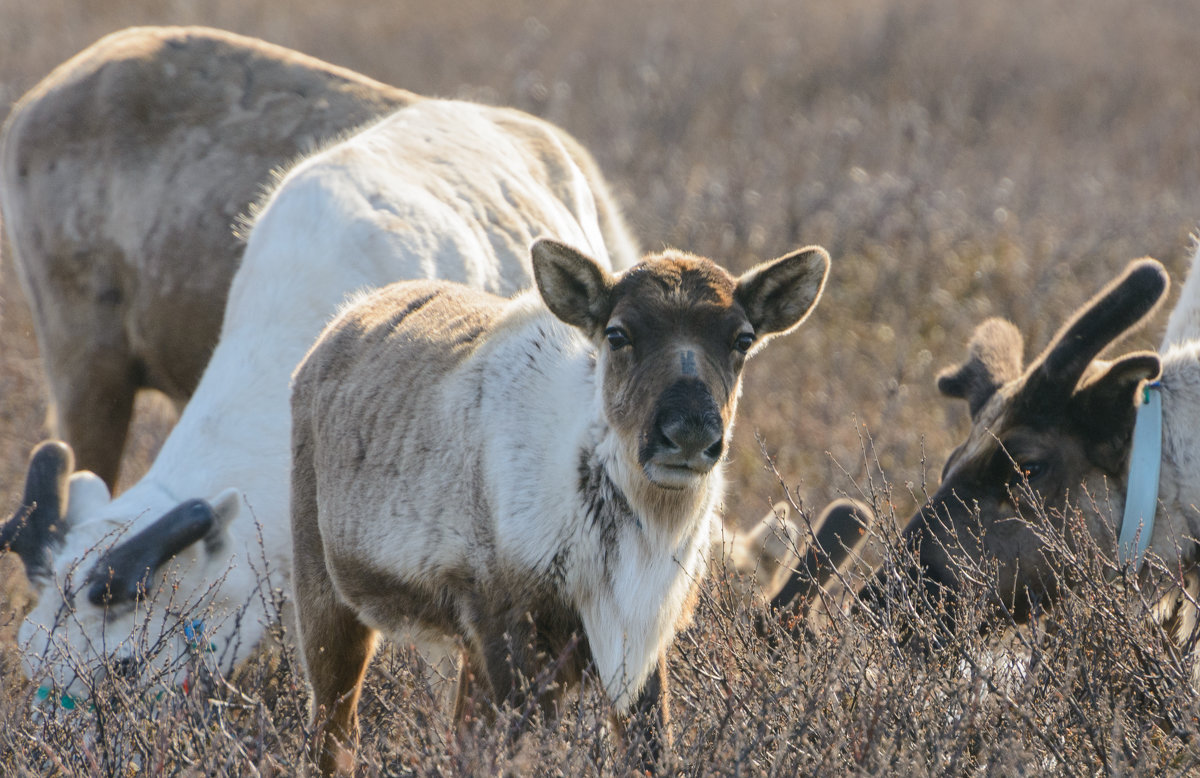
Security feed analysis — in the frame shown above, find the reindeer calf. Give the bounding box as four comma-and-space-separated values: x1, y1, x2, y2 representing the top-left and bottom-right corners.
290, 239, 829, 774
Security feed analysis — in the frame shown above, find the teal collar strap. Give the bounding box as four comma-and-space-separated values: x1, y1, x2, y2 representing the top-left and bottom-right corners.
1118, 382, 1162, 570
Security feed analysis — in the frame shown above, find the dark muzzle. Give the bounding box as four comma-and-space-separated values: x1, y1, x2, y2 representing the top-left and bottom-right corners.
641, 378, 724, 471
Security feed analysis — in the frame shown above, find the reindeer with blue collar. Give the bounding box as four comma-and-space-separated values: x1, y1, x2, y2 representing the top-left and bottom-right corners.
900, 242, 1200, 637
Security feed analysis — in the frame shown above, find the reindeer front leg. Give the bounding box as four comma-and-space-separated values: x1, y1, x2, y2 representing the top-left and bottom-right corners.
611, 652, 672, 774
461, 608, 570, 739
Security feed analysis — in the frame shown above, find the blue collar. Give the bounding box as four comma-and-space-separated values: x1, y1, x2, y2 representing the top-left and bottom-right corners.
1118, 382, 1162, 570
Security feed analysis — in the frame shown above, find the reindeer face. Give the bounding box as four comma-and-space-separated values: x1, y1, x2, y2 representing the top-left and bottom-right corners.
915, 387, 1111, 621
4, 441, 247, 698
907, 260, 1167, 622
532, 239, 829, 490
599, 259, 753, 487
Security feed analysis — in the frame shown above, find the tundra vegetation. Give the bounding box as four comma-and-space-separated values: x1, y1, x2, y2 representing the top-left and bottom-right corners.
2, 0, 1200, 775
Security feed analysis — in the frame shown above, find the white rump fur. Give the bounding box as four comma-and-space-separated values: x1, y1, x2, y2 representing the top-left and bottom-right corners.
18, 96, 637, 695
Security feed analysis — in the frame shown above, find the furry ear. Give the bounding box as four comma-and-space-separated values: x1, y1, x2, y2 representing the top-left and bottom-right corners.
65, 471, 112, 526
1070, 352, 1162, 471
936, 318, 1024, 418
735, 246, 830, 351
531, 238, 614, 335
204, 487, 243, 553
1028, 259, 1167, 403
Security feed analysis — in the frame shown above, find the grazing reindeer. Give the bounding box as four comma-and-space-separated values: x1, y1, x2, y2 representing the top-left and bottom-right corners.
902, 248, 1200, 627
290, 239, 830, 774
0, 25, 415, 487
3, 85, 637, 699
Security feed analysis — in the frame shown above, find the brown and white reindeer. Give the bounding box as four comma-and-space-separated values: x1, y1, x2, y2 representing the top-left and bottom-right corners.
0, 26, 416, 487
0, 26, 809, 704
900, 245, 1200, 631
289, 238, 830, 774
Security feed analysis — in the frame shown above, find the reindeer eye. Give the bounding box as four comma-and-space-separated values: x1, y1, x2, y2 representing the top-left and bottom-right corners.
1017, 461, 1047, 482
734, 333, 755, 354
605, 326, 632, 351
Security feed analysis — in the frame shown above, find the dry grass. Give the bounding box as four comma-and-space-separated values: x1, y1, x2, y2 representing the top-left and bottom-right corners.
1, 0, 1199, 774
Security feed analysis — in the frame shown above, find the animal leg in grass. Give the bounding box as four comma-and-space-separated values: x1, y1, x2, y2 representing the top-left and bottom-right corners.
610, 652, 671, 773
292, 471, 378, 774
476, 611, 563, 729
50, 348, 137, 489
451, 647, 489, 727
300, 590, 378, 776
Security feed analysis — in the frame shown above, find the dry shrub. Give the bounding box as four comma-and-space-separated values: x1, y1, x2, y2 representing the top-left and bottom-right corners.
3, 490, 1200, 775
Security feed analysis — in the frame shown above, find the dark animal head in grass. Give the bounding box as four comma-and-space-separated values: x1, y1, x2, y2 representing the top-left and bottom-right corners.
903, 259, 1168, 623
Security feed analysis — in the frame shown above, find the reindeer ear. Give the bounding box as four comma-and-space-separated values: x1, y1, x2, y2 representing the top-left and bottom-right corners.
1028, 259, 1167, 404
1071, 352, 1162, 470
736, 246, 830, 348
66, 471, 111, 526
936, 318, 1024, 418
531, 238, 614, 335
203, 487, 243, 553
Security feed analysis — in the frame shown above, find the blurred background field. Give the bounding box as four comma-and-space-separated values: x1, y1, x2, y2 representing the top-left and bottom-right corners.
3, 0, 1198, 529
1, 0, 1199, 773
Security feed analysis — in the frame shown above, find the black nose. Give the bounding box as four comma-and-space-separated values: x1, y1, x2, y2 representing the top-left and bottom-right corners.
658, 417, 723, 461
647, 379, 724, 465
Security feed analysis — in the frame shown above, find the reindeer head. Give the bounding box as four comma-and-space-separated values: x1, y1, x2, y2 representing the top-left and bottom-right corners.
532, 239, 829, 491
906, 259, 1168, 622
3, 440, 248, 697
